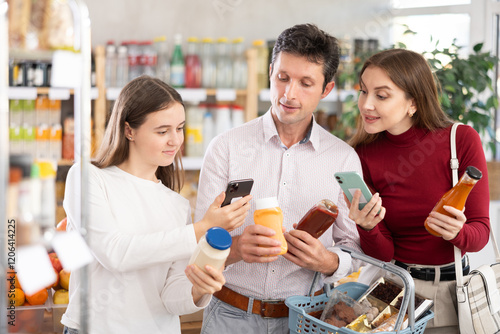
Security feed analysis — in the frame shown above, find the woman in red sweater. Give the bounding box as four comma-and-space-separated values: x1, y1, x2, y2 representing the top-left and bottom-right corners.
348, 49, 490, 334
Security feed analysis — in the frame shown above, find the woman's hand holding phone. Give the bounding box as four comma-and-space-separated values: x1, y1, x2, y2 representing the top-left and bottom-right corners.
334, 172, 385, 230
349, 190, 386, 231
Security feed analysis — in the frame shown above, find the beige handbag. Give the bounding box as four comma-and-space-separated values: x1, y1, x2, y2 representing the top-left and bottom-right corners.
450, 123, 500, 334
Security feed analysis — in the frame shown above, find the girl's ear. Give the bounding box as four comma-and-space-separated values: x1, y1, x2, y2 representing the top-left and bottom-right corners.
124, 122, 133, 138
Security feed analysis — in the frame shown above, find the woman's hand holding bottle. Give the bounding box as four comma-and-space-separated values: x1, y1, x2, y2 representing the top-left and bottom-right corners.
194, 192, 252, 240
347, 190, 386, 231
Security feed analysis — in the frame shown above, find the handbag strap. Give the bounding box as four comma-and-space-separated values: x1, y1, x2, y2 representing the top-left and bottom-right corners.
451, 123, 500, 288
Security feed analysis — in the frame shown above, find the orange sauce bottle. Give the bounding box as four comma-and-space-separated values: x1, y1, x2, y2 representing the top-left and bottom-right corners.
254, 197, 287, 255
424, 166, 482, 237
296, 199, 338, 238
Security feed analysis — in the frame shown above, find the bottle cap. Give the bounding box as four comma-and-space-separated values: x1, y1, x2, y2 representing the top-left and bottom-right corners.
466, 166, 482, 180
255, 197, 279, 210
206, 227, 232, 250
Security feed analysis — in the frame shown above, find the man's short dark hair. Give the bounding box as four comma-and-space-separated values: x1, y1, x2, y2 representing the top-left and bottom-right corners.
270, 23, 340, 92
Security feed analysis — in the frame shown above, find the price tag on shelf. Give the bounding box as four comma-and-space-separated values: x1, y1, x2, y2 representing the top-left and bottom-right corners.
216, 89, 236, 101
106, 87, 122, 101
177, 88, 207, 103
7, 87, 38, 100
49, 88, 71, 101
52, 230, 94, 271
16, 244, 58, 296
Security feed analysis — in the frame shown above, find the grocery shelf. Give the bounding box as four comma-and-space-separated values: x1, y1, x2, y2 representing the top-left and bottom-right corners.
258, 88, 357, 102
7, 87, 99, 100
105, 87, 245, 103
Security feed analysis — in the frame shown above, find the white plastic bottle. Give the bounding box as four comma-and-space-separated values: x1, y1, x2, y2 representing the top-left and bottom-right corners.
189, 227, 232, 273
202, 106, 214, 154
105, 40, 117, 87
214, 104, 232, 135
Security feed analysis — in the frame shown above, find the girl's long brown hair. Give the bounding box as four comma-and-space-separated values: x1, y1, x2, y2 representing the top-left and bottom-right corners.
93, 75, 185, 192
349, 48, 452, 149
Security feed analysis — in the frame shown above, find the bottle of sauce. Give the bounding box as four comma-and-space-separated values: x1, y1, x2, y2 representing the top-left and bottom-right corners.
185, 37, 202, 88
189, 227, 232, 273
295, 199, 339, 238
424, 166, 482, 237
254, 197, 287, 255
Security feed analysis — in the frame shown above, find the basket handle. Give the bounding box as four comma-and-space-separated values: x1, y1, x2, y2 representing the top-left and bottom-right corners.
338, 246, 416, 331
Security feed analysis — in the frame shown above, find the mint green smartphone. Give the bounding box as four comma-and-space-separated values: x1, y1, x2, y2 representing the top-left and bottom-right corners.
334, 171, 373, 210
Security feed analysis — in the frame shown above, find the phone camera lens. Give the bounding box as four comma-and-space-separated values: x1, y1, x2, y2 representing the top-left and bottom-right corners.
230, 183, 239, 193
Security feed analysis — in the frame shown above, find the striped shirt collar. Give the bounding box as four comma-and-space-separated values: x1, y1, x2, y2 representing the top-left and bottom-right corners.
262, 108, 320, 150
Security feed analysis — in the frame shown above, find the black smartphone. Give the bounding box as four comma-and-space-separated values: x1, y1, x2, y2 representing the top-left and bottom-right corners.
221, 178, 254, 207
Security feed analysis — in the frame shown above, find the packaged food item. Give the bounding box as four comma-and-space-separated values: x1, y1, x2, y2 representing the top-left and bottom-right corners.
320, 290, 371, 328
189, 227, 232, 273
295, 199, 338, 238
254, 197, 287, 255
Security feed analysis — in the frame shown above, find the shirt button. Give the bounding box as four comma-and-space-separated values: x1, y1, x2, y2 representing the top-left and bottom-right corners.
283, 182, 287, 186
271, 269, 275, 273
285, 153, 290, 157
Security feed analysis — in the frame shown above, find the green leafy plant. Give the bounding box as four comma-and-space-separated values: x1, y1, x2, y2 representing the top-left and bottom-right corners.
423, 39, 498, 156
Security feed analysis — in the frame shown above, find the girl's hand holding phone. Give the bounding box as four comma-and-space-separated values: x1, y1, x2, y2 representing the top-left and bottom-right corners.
195, 192, 252, 239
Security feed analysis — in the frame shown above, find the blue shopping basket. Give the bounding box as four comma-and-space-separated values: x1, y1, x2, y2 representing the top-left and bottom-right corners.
285, 247, 434, 334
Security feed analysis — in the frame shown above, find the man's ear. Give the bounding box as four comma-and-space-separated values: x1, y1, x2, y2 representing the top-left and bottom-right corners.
321, 81, 335, 99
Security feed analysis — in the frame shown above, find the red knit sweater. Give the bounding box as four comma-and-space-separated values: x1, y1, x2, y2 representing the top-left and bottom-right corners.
355, 125, 490, 265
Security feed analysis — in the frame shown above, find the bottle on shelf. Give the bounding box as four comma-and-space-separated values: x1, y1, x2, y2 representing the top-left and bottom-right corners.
116, 43, 129, 87
185, 37, 202, 88
231, 37, 247, 90
105, 40, 117, 87
201, 37, 217, 89
154, 36, 170, 84
231, 104, 245, 128
35, 96, 50, 161
140, 40, 157, 77
170, 34, 186, 88
215, 37, 233, 89
424, 166, 483, 237
49, 100, 62, 162
23, 100, 36, 158
252, 39, 269, 91
127, 40, 141, 81
254, 197, 287, 255
189, 227, 232, 273
185, 103, 204, 157
9, 100, 23, 155
202, 105, 214, 154
214, 104, 232, 136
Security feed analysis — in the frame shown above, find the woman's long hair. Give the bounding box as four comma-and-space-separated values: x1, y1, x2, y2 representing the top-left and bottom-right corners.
349, 49, 452, 149
93, 76, 185, 192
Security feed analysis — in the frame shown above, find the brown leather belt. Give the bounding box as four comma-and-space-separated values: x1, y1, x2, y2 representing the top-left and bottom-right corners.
213, 285, 322, 318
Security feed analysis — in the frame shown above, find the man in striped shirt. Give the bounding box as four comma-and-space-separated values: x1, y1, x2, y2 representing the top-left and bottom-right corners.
194, 23, 364, 334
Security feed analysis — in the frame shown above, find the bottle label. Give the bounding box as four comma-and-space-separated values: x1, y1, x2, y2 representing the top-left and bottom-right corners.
171, 65, 185, 86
